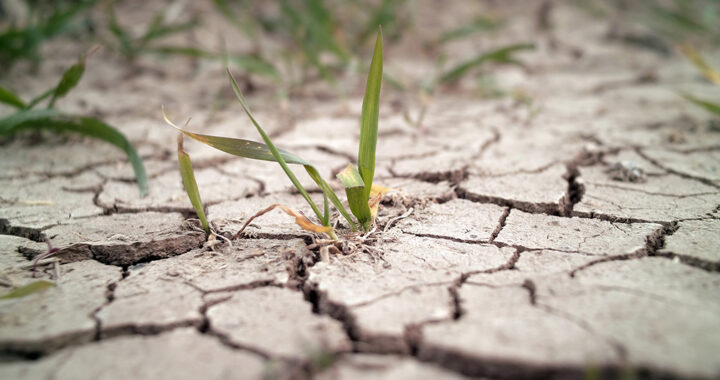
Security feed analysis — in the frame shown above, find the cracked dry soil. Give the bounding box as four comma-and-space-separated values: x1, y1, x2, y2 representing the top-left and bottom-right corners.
2, 1, 720, 380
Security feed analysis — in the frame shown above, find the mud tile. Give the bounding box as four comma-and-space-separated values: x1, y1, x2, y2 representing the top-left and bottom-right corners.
0, 328, 266, 380
418, 286, 619, 377
17, 212, 204, 266
495, 210, 663, 254
395, 199, 506, 242
460, 163, 569, 213
659, 220, 720, 267
0, 260, 121, 354
317, 354, 469, 380
207, 287, 351, 361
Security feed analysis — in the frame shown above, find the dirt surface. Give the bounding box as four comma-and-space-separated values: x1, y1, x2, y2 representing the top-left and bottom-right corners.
1, 1, 720, 379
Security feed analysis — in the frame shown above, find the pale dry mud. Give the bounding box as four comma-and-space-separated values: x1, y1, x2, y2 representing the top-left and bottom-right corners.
1, 1, 720, 379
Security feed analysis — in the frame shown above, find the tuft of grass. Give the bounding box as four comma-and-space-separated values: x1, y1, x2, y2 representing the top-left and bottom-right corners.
0, 53, 148, 196
438, 43, 535, 85
0, 0, 98, 71
164, 29, 385, 238
106, 4, 199, 62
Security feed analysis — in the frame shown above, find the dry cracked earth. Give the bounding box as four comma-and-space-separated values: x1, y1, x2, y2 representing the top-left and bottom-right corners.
1, 1, 720, 379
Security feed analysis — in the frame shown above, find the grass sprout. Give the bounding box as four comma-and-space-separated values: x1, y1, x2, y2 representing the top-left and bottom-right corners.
0, 0, 97, 70
177, 133, 210, 234
164, 29, 384, 239
0, 53, 148, 196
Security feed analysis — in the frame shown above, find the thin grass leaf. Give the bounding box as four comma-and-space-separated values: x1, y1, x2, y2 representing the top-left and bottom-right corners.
177, 134, 209, 234
0, 110, 148, 196
27, 88, 56, 109
227, 71, 358, 231
0, 85, 26, 109
49, 56, 86, 108
358, 29, 383, 199
337, 164, 371, 230
439, 43, 535, 85
164, 107, 357, 232
437, 16, 503, 44
162, 108, 308, 165
0, 280, 54, 300
680, 93, 720, 116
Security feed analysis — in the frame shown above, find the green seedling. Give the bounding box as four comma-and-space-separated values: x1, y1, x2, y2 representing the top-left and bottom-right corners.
0, 280, 55, 300
438, 43, 535, 85
0, 0, 98, 70
679, 45, 720, 117
436, 15, 504, 45
177, 134, 210, 234
165, 30, 384, 239
0, 53, 148, 196
106, 4, 199, 62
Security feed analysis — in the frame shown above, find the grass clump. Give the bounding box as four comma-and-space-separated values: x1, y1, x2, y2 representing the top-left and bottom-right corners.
0, 0, 97, 71
0, 51, 148, 196
165, 29, 385, 239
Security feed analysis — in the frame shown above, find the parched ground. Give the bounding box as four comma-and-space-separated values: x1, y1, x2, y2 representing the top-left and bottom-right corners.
1, 1, 720, 379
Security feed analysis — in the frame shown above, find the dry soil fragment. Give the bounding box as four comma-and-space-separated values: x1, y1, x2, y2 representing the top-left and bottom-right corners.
418, 285, 619, 378
0, 260, 121, 355
641, 148, 720, 187
351, 284, 453, 353
0, 328, 267, 380
467, 249, 599, 286
395, 199, 505, 242
495, 209, 663, 254
575, 165, 719, 222
0, 174, 103, 233
207, 286, 351, 361
309, 233, 515, 307
0, 139, 131, 178
317, 354, 469, 380
658, 219, 720, 269
538, 258, 720, 378
18, 212, 205, 266
459, 163, 570, 214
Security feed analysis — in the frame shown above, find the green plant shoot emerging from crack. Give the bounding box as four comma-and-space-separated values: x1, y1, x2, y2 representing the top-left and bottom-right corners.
165, 29, 384, 239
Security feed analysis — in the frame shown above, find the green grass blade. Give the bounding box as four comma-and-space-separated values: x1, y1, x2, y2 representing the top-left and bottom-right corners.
0, 110, 148, 197
337, 164, 371, 231
0, 280, 54, 300
358, 29, 383, 199
227, 69, 325, 223
0, 85, 26, 109
49, 56, 86, 108
163, 108, 309, 165
437, 16, 503, 44
680, 92, 720, 116
304, 165, 357, 231
27, 88, 55, 109
177, 134, 210, 234
439, 43, 534, 84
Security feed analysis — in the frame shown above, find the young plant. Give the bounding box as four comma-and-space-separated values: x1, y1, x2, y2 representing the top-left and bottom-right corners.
176, 134, 210, 234
0, 0, 98, 71
106, 4, 199, 62
0, 53, 148, 196
165, 30, 384, 238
